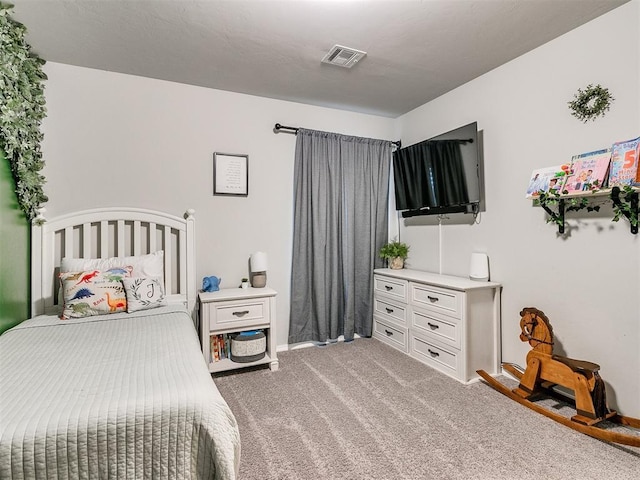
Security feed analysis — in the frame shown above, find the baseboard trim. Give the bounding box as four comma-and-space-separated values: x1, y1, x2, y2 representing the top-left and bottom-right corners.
277, 333, 362, 352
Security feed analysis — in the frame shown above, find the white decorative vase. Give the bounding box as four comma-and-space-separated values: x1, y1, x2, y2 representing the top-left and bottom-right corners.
389, 257, 404, 270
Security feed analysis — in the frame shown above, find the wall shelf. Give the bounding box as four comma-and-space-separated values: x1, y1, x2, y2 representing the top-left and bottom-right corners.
610, 187, 639, 234
535, 187, 639, 234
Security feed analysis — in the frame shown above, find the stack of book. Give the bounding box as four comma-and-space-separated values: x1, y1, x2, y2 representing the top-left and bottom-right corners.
210, 334, 230, 362
526, 136, 640, 198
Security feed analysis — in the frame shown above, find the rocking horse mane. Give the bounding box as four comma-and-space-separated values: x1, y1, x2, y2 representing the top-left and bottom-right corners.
519, 307, 554, 342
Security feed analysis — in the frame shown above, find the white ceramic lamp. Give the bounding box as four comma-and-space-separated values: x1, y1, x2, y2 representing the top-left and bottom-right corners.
469, 252, 489, 282
250, 251, 268, 288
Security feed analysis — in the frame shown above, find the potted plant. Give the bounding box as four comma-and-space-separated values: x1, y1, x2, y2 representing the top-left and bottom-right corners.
379, 240, 409, 269
240, 278, 249, 289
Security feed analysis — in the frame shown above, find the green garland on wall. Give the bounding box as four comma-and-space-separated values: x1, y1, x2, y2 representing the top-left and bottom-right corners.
0, 2, 47, 221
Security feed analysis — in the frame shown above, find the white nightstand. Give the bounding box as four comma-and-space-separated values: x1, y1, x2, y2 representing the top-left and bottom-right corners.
198, 287, 278, 373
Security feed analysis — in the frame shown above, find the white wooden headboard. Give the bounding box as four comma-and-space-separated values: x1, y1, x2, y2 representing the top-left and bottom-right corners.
31, 207, 196, 317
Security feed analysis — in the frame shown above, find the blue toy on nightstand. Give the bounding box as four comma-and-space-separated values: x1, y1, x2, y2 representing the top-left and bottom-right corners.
202, 276, 221, 292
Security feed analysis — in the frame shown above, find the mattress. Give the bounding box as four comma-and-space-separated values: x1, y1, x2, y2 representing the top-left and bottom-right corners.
0, 305, 240, 479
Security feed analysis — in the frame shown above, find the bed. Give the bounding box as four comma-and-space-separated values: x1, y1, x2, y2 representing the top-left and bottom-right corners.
0, 208, 240, 479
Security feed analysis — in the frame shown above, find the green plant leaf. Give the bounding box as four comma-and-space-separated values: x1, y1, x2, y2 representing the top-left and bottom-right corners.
379, 239, 410, 260
0, 1, 47, 221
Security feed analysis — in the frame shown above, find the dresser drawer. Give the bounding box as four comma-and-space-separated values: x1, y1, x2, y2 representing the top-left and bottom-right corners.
374, 275, 408, 302
207, 297, 270, 330
411, 335, 460, 379
373, 317, 408, 353
411, 308, 461, 349
410, 284, 461, 319
373, 297, 407, 325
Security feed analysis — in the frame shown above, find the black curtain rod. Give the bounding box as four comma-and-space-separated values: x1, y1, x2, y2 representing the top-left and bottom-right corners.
274, 123, 401, 149
274, 123, 299, 134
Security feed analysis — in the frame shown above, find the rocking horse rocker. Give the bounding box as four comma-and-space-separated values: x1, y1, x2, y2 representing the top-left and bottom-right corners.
477, 307, 640, 447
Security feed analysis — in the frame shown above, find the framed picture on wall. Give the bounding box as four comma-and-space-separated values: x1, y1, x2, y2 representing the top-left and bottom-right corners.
213, 152, 248, 196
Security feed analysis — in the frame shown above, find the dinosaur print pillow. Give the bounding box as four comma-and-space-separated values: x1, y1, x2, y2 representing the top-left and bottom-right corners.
59, 268, 131, 319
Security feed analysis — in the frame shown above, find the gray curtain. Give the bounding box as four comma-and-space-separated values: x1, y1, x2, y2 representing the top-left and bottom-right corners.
288, 128, 392, 344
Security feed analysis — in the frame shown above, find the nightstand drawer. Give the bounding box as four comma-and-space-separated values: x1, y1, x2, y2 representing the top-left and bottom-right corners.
411, 284, 461, 319
374, 275, 408, 302
208, 298, 269, 330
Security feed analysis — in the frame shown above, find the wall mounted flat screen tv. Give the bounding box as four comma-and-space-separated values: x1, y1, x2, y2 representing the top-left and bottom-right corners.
393, 122, 483, 218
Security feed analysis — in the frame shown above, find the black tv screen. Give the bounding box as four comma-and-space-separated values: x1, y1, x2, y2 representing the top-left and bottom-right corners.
393, 122, 481, 216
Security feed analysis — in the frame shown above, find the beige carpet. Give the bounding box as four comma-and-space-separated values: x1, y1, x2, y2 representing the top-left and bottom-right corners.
213, 338, 640, 480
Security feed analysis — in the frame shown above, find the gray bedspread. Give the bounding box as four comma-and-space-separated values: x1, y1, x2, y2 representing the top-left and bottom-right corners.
0, 305, 240, 479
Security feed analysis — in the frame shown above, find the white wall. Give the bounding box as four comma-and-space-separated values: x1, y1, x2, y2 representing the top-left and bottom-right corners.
396, 1, 640, 416
40, 0, 639, 416
40, 63, 395, 347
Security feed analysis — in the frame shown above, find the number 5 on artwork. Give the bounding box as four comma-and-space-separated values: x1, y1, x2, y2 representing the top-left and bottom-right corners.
623, 149, 636, 168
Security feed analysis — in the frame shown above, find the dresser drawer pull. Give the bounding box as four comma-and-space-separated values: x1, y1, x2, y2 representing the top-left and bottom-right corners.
427, 349, 440, 357
384, 329, 394, 336
384, 285, 393, 291
232, 310, 250, 317
427, 322, 439, 330
427, 295, 439, 303
385, 307, 394, 314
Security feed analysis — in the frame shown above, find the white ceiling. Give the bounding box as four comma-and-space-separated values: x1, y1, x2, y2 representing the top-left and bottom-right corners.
10, 0, 629, 118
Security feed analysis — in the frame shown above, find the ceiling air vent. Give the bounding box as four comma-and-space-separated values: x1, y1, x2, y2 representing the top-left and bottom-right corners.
321, 44, 367, 68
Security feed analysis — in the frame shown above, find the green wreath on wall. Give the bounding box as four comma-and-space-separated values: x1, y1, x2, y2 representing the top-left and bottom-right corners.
0, 2, 48, 222
568, 84, 613, 123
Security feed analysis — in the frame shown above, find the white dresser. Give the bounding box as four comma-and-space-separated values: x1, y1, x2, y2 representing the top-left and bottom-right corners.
373, 268, 501, 384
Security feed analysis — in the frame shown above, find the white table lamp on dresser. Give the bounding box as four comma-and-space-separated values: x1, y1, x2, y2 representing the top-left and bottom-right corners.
250, 251, 268, 288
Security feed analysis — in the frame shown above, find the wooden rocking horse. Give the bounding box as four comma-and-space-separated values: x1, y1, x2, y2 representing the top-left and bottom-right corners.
513, 307, 613, 425
477, 307, 640, 447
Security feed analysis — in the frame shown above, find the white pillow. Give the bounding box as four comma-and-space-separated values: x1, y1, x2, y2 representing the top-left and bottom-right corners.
122, 277, 167, 312
61, 251, 164, 283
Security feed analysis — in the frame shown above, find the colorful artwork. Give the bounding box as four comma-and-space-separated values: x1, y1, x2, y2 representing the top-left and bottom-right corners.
609, 137, 640, 187
526, 165, 568, 198
563, 148, 611, 194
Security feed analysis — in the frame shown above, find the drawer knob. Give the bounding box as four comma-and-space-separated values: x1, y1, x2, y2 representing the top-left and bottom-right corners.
427, 296, 439, 303
384, 329, 394, 336
385, 307, 394, 314
384, 285, 393, 291
232, 310, 250, 317
427, 349, 440, 357
427, 322, 439, 330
